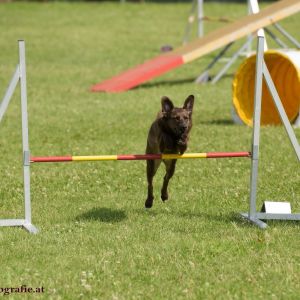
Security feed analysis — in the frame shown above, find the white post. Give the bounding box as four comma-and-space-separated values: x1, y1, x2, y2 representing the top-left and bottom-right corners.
247, 34, 267, 228
0, 40, 38, 234
248, 0, 268, 51
198, 0, 204, 38
241, 34, 300, 228
19, 40, 37, 233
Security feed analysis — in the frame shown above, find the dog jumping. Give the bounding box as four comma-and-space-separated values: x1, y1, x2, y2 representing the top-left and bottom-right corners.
145, 95, 194, 208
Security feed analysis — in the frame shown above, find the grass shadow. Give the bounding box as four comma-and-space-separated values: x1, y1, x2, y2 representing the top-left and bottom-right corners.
134, 77, 196, 90
133, 72, 236, 90
76, 207, 127, 223
199, 119, 235, 126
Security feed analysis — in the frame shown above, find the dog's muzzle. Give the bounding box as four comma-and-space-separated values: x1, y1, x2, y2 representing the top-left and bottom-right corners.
179, 126, 187, 134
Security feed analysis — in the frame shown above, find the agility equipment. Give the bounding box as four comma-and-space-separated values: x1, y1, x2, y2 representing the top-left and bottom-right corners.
0, 41, 37, 234
183, 0, 264, 45
233, 50, 300, 126
195, 0, 269, 85
241, 31, 300, 228
1, 38, 300, 233
30, 152, 251, 163
190, 0, 300, 125
195, 8, 300, 87
0, 41, 252, 234
182, 0, 205, 44
91, 0, 300, 93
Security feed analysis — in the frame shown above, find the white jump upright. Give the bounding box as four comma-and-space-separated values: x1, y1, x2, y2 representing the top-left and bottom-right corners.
241, 32, 300, 228
197, 0, 204, 38
0, 40, 38, 234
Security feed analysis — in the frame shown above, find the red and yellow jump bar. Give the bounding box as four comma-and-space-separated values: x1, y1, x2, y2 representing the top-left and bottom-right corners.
30, 152, 251, 163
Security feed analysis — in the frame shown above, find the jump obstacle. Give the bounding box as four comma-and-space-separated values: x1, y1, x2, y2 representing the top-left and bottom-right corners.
30, 152, 251, 163
1, 37, 300, 233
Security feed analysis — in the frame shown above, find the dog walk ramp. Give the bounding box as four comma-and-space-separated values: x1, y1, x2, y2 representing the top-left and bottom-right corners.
91, 0, 300, 93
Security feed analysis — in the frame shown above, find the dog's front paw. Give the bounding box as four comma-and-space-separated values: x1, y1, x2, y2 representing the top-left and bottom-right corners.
145, 196, 154, 208
161, 191, 169, 202
178, 143, 187, 154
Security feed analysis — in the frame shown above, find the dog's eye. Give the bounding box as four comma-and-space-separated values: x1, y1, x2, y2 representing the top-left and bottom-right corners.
174, 116, 180, 121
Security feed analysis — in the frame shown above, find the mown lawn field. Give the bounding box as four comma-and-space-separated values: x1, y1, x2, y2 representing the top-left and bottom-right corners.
0, 1, 299, 299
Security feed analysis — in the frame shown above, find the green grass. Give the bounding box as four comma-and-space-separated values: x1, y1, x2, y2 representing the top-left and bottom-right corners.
0, 1, 300, 299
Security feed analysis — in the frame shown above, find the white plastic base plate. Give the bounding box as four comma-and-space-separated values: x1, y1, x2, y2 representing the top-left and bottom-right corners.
261, 201, 291, 214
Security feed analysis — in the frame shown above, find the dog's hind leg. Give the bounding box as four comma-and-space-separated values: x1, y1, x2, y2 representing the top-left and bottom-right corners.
145, 159, 161, 208
161, 159, 177, 202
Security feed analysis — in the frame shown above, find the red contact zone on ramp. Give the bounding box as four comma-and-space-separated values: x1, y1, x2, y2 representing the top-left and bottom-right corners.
91, 55, 184, 92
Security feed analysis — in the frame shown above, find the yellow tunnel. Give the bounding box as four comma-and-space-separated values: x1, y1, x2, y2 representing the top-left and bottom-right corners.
232, 50, 300, 126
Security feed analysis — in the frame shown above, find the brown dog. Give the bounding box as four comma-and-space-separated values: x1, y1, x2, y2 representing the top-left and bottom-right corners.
145, 95, 194, 208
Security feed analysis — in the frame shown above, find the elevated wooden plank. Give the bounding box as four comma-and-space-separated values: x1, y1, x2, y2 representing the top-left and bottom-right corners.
91, 0, 300, 93
91, 55, 183, 92
174, 0, 300, 63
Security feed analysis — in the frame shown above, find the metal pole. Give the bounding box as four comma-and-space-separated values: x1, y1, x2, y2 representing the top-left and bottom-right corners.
0, 66, 20, 123
195, 42, 234, 84
262, 63, 300, 162
211, 36, 254, 84
246, 0, 253, 55
248, 35, 264, 222
18, 40, 38, 234
198, 0, 204, 38
183, 0, 197, 44
248, 0, 268, 50
273, 23, 300, 49
241, 34, 267, 229
264, 28, 288, 49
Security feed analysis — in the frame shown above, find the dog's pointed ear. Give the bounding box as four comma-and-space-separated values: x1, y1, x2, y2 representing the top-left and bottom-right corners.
161, 96, 174, 113
183, 95, 194, 112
